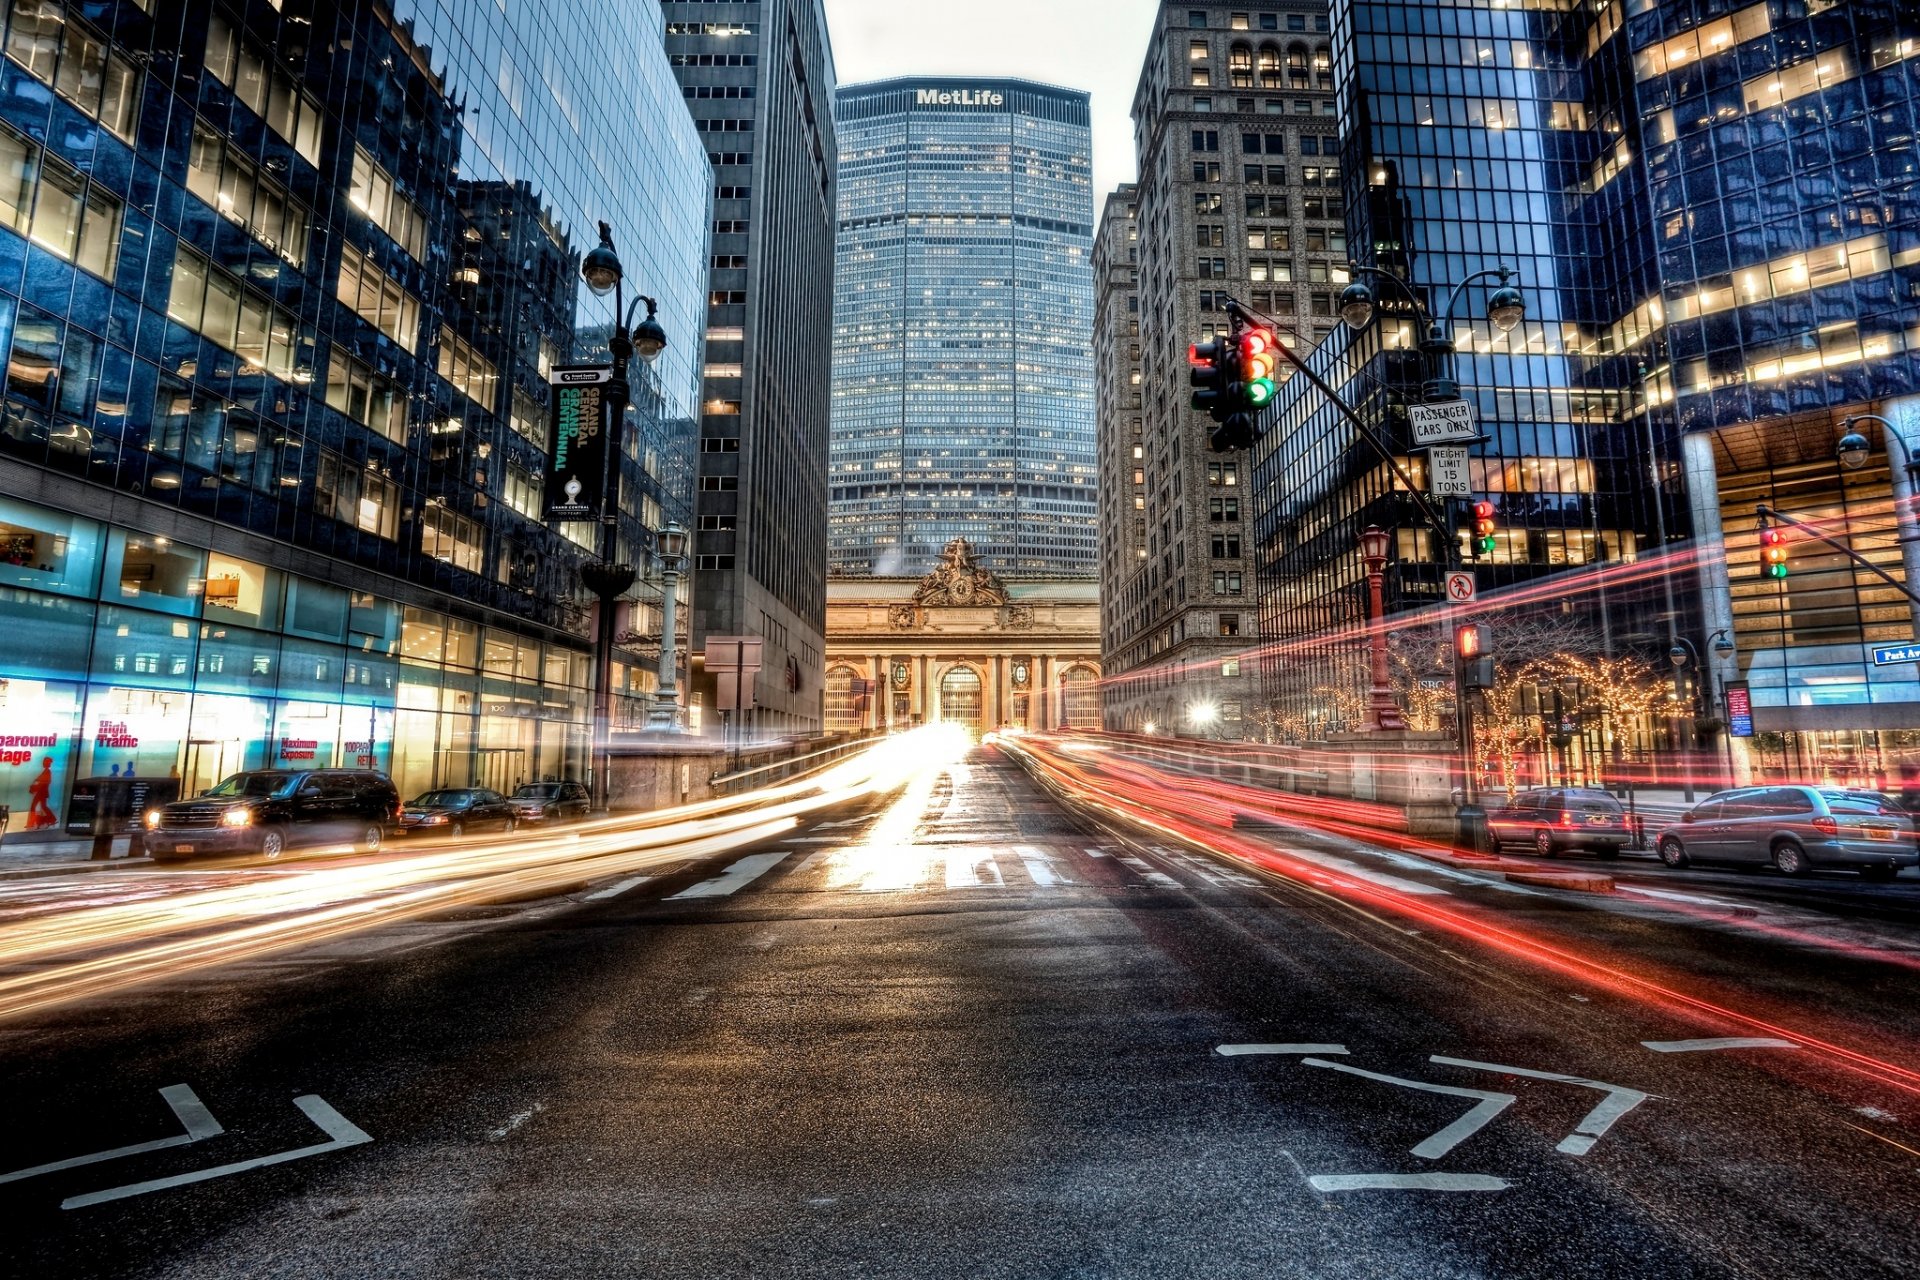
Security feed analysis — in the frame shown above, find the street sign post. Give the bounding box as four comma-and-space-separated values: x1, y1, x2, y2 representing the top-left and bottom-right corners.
1427, 445, 1471, 497
1408, 399, 1480, 447
1444, 571, 1477, 604
1871, 643, 1920, 666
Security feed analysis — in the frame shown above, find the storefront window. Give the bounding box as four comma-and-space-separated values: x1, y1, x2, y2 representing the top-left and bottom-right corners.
401, 605, 444, 664
0, 495, 101, 598
194, 623, 278, 696
80, 684, 189, 780
349, 592, 400, 655
0, 677, 81, 831
270, 700, 339, 772
0, 588, 94, 679
482, 629, 517, 677
279, 637, 346, 701
202, 553, 282, 630
103, 531, 206, 616
444, 617, 480, 670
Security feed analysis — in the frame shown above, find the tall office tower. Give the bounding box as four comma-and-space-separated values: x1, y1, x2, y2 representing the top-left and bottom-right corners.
662, 1, 837, 738
1111, 2, 1338, 738
831, 78, 1097, 579
1093, 187, 1150, 725
1249, 0, 1919, 783
0, 0, 712, 829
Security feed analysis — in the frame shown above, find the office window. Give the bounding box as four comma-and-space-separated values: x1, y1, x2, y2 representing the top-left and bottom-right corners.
324, 349, 404, 442
1210, 535, 1240, 558
166, 246, 297, 377
185, 121, 308, 266
337, 243, 421, 349
437, 327, 499, 411
347, 144, 428, 260
421, 506, 484, 573
502, 462, 543, 520
1219, 617, 1241, 638
204, 12, 322, 164
1191, 129, 1219, 152
509, 387, 543, 447
6, 1, 138, 141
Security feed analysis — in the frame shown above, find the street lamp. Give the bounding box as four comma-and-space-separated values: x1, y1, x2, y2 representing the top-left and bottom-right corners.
1357, 524, 1407, 733
578, 222, 669, 810
643, 522, 689, 732
1834, 412, 1920, 637
1189, 701, 1219, 737
1338, 264, 1525, 402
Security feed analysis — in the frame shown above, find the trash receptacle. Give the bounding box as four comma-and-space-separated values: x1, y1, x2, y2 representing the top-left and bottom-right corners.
67, 777, 180, 859
1455, 802, 1492, 856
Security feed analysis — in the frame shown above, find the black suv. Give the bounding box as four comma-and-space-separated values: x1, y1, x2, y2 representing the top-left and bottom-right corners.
146, 769, 400, 862
509, 781, 592, 825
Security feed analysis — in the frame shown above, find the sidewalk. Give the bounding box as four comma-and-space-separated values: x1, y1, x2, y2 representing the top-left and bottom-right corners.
0, 832, 149, 878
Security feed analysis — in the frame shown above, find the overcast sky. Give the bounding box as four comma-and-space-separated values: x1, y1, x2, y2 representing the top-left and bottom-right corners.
820, 0, 1161, 203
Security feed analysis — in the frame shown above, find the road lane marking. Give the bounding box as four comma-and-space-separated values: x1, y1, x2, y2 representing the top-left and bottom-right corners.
1014, 845, 1073, 886
1618, 886, 1750, 908
0, 1085, 222, 1185
1428, 1056, 1652, 1156
666, 851, 790, 900
1301, 1058, 1516, 1159
1216, 1043, 1349, 1056
790, 851, 828, 875
1272, 846, 1452, 896
63, 1095, 371, 1209
1153, 846, 1262, 887
584, 875, 651, 901
1641, 1037, 1801, 1053
945, 850, 1005, 888
1117, 855, 1181, 888
1083, 847, 1110, 858
1309, 1172, 1509, 1193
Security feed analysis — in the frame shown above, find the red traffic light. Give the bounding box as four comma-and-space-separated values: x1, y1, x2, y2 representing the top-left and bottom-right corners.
1759, 526, 1789, 579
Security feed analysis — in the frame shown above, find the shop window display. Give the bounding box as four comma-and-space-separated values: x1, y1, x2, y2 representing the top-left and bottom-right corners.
0, 678, 80, 830
103, 533, 206, 616
0, 497, 101, 597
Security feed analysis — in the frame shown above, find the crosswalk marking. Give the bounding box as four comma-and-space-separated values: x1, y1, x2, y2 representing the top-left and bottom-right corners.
1152, 845, 1262, 888
667, 851, 790, 900
1014, 845, 1072, 887
1117, 854, 1182, 888
945, 850, 1005, 888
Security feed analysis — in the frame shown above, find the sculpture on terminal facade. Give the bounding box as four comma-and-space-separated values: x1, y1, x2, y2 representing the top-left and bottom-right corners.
913, 538, 1009, 607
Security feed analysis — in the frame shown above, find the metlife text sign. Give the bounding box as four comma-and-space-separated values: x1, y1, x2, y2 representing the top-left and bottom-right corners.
545, 365, 613, 523
916, 88, 1005, 107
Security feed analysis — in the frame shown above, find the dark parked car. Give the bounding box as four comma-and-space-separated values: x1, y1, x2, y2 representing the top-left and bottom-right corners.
509, 781, 591, 825
396, 788, 518, 838
146, 769, 399, 862
1655, 786, 1919, 880
1487, 787, 1631, 858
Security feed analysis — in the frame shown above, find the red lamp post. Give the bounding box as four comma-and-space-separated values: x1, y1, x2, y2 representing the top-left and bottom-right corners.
1358, 525, 1407, 732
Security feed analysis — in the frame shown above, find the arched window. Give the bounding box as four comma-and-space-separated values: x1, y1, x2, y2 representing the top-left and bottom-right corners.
1257, 43, 1282, 89
1314, 43, 1334, 90
825, 666, 863, 733
1287, 42, 1309, 88
1061, 667, 1101, 731
1229, 42, 1253, 87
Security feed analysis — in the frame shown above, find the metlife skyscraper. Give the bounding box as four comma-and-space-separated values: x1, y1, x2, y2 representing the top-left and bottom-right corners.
831, 79, 1097, 578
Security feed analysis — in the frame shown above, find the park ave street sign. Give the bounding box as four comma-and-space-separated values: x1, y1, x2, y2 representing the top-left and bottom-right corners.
1871, 643, 1920, 666
1408, 399, 1479, 446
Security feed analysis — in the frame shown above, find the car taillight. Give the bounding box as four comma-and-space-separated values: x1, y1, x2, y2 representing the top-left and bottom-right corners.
1812, 816, 1838, 837
1560, 811, 1574, 826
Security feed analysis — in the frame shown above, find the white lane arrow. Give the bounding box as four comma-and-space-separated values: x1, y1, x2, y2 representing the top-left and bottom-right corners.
1301, 1058, 1516, 1159
1429, 1056, 1653, 1156
63, 1095, 371, 1209
0, 1084, 222, 1185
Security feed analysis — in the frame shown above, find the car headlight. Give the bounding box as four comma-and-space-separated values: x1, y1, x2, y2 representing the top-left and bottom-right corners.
144, 809, 162, 829
220, 808, 254, 827
421, 814, 448, 824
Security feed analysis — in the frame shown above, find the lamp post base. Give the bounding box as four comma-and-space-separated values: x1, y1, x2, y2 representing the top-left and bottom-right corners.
643, 694, 683, 734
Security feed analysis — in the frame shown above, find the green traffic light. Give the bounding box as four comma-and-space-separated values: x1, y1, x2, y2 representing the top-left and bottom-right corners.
1766, 563, 1788, 579
1245, 377, 1275, 406
1477, 536, 1495, 554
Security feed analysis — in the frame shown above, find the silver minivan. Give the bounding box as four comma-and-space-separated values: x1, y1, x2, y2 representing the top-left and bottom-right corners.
1654, 786, 1918, 881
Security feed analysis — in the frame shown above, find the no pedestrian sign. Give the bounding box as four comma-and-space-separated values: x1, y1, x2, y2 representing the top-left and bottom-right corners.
1445, 571, 1476, 603
1408, 399, 1479, 447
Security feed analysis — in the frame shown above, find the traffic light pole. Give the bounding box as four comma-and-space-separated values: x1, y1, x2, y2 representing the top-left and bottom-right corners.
1755, 503, 1920, 607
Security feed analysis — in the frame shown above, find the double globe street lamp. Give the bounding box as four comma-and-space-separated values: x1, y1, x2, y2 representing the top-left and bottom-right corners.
578, 224, 672, 807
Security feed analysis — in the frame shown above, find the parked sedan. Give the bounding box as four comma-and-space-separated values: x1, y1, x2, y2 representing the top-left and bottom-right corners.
1487, 787, 1631, 858
1654, 786, 1918, 880
509, 781, 591, 825
396, 788, 518, 839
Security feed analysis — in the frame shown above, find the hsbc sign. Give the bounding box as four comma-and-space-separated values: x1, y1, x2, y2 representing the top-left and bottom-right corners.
916, 88, 1005, 107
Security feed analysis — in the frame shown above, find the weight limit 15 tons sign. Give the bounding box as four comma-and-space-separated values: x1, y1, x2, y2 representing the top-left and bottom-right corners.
545, 366, 614, 521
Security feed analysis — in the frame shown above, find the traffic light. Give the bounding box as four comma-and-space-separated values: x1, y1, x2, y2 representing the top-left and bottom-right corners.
1471, 500, 1497, 555
1237, 325, 1278, 411
1759, 525, 1789, 579
1189, 338, 1236, 421
1455, 623, 1488, 660
1456, 624, 1494, 690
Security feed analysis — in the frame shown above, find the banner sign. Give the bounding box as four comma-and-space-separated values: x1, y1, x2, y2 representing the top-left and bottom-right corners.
545, 365, 614, 522
1408, 399, 1479, 447
1725, 682, 1753, 738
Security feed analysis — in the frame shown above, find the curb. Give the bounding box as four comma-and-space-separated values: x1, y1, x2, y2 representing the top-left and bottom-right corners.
1504, 869, 1616, 894
0, 856, 152, 880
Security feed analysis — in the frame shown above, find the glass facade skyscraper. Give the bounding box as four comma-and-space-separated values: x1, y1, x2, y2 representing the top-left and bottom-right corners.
1249, 0, 1918, 783
831, 78, 1097, 578
0, 0, 710, 828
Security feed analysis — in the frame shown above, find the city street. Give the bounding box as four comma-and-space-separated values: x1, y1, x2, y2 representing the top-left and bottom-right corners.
3, 741, 1918, 1278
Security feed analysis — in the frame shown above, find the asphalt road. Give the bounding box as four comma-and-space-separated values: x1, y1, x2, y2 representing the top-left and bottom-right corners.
2, 745, 1918, 1279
